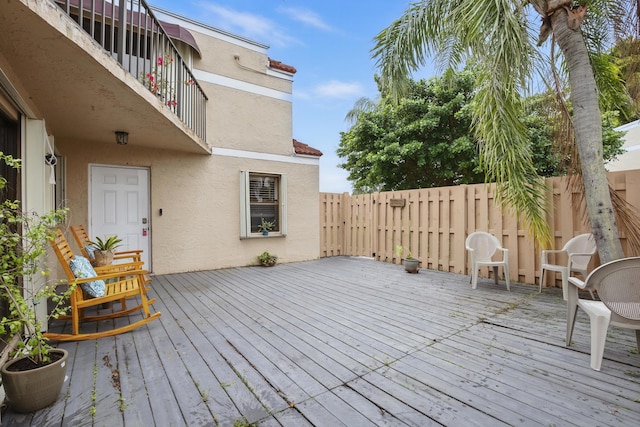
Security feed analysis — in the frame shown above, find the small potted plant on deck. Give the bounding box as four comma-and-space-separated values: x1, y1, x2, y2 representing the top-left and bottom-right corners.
257, 217, 275, 236
396, 245, 420, 274
88, 235, 122, 266
257, 251, 278, 267
0, 153, 72, 413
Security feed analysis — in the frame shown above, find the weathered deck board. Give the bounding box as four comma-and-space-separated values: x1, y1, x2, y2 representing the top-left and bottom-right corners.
2, 256, 639, 426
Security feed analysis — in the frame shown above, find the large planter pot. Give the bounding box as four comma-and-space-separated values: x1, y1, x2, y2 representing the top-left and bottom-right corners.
93, 250, 114, 266
404, 258, 420, 274
1, 349, 68, 413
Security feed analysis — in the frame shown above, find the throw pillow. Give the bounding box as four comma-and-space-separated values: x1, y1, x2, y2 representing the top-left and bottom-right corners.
69, 256, 106, 298
83, 244, 98, 261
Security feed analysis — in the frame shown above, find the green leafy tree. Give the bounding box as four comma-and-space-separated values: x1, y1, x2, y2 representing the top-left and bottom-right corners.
522, 91, 625, 177
338, 71, 483, 192
611, 37, 640, 120
338, 74, 624, 192
372, 0, 639, 261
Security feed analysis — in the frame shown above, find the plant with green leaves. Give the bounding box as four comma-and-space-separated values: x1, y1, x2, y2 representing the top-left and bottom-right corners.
339, 72, 624, 192
257, 217, 275, 233
257, 251, 277, 267
395, 245, 414, 260
372, 0, 640, 262
0, 152, 71, 364
339, 72, 483, 192
88, 235, 122, 251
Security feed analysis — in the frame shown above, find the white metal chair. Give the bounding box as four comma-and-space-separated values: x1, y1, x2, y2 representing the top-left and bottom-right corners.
566, 257, 640, 371
540, 233, 596, 300
465, 231, 510, 291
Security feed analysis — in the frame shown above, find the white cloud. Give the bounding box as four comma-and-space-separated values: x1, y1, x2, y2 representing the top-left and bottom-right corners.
314, 80, 364, 99
199, 2, 299, 48
278, 7, 334, 32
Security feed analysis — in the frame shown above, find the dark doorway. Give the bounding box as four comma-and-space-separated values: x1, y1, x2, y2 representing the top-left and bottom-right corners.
0, 110, 19, 202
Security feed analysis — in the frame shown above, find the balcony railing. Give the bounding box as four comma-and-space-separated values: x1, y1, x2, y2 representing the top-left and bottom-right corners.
54, 0, 207, 141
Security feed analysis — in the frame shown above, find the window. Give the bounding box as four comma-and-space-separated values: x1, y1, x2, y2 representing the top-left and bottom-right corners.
240, 171, 287, 238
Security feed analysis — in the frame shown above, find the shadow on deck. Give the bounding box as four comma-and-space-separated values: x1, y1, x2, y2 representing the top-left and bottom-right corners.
2, 257, 640, 426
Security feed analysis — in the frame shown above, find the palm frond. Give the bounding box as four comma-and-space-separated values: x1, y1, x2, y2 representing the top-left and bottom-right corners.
345, 97, 377, 124
372, 0, 460, 102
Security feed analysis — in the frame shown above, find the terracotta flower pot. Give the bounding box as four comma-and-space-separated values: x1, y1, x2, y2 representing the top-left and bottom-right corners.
1, 349, 68, 413
93, 250, 114, 266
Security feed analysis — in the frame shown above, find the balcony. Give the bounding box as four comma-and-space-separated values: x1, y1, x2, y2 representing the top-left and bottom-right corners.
54, 0, 207, 142
0, 0, 209, 154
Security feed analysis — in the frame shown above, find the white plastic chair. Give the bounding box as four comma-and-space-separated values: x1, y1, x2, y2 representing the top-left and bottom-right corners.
465, 231, 510, 291
540, 233, 596, 300
566, 257, 640, 371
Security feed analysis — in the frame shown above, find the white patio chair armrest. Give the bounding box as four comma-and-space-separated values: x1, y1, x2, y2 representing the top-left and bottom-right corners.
568, 276, 587, 289
568, 252, 595, 258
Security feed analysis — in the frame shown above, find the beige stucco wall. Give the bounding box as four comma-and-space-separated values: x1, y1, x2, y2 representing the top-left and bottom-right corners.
191, 32, 292, 94
207, 84, 293, 154
58, 140, 320, 275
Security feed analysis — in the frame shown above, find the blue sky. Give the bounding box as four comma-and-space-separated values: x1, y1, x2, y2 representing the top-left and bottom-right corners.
149, 1, 436, 193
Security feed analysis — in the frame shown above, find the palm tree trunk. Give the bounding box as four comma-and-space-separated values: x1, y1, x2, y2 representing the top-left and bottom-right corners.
551, 8, 624, 263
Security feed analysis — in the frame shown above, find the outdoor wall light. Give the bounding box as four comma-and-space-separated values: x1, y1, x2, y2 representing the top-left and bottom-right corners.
115, 131, 129, 145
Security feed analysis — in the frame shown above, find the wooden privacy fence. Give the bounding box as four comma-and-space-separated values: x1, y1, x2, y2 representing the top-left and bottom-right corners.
319, 169, 640, 287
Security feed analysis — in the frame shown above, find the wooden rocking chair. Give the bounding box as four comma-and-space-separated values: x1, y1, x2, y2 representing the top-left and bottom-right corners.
45, 229, 161, 341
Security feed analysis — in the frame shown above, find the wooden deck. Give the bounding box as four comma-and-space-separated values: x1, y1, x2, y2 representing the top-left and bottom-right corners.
2, 257, 640, 426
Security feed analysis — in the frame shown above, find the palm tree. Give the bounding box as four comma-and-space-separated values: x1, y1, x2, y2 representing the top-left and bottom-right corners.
372, 0, 639, 263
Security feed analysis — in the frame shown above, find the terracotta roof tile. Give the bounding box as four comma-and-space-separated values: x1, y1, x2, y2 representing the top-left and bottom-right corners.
269, 59, 297, 74
293, 139, 323, 157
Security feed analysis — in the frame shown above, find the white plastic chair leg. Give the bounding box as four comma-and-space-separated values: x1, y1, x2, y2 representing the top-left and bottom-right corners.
503, 264, 510, 291
576, 299, 612, 371
561, 269, 569, 301
539, 267, 545, 293
566, 286, 579, 346
471, 267, 478, 289
587, 309, 611, 371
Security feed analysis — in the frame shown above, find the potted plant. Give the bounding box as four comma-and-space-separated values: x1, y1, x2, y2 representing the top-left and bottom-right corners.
396, 245, 420, 274
257, 217, 275, 236
88, 235, 122, 266
0, 153, 72, 413
257, 251, 278, 267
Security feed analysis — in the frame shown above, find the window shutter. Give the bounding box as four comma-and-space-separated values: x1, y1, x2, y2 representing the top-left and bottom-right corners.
239, 170, 250, 238
280, 174, 287, 236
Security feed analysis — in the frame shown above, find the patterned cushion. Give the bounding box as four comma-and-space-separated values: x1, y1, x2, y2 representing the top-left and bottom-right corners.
69, 256, 106, 298
83, 245, 98, 261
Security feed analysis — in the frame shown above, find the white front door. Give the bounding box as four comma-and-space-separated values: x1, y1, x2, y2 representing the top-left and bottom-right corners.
90, 165, 151, 270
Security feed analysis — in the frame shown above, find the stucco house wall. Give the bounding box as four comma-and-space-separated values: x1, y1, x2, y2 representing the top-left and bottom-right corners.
1, 1, 321, 275
61, 142, 319, 275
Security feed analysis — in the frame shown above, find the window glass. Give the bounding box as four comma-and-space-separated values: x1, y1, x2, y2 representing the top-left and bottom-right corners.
249, 174, 279, 233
